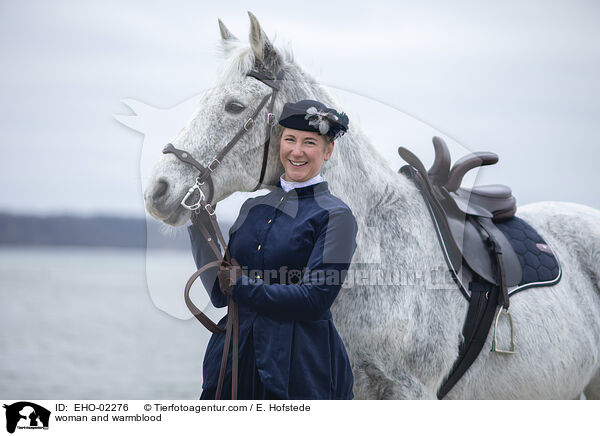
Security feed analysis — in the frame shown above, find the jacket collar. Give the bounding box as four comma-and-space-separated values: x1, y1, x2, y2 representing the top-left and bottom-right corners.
275, 178, 329, 198
279, 173, 323, 192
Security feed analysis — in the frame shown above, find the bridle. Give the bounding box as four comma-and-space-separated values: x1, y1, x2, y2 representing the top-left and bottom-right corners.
162, 68, 284, 400
162, 68, 285, 213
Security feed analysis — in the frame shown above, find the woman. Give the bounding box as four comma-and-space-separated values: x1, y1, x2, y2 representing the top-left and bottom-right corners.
188, 99, 357, 400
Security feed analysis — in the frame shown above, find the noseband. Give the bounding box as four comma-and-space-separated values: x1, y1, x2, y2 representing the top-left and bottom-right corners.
162, 69, 285, 212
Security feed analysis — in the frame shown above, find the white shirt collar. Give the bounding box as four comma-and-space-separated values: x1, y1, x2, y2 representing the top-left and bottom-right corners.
279, 173, 324, 192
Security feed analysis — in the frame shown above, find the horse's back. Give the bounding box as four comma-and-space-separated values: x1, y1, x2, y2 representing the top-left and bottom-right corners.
516, 200, 600, 226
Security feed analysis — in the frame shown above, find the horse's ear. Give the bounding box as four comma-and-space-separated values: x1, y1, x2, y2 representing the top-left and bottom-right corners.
247, 11, 282, 72
217, 18, 239, 57
218, 18, 238, 42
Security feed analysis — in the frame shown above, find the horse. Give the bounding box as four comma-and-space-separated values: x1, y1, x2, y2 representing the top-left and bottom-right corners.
143, 11, 600, 399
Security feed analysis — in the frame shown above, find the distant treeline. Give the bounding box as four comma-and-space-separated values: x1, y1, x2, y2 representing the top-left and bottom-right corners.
0, 213, 232, 250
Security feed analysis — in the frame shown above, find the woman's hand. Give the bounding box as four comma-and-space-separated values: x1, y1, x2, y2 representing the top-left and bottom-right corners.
217, 258, 243, 296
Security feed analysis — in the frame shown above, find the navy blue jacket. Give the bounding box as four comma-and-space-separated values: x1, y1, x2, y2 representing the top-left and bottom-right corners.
188, 179, 358, 399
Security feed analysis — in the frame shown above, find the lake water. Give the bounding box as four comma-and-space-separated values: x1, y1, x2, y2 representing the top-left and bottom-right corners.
0, 247, 220, 399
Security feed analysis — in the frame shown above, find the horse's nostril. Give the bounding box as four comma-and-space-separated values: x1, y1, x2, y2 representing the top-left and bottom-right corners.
152, 179, 169, 201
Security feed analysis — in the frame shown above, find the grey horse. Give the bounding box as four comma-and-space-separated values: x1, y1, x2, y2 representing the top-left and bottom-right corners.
143, 12, 600, 399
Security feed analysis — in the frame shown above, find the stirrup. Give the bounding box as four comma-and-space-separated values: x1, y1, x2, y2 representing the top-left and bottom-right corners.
491, 307, 516, 354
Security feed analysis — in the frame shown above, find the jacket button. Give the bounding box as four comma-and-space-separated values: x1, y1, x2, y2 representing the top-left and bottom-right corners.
257, 244, 261, 250
267, 219, 272, 223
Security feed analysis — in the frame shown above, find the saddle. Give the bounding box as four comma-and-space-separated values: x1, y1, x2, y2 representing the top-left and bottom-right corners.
399, 137, 522, 289
398, 136, 521, 399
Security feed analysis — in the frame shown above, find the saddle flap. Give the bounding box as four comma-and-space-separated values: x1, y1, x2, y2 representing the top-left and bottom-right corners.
445, 214, 522, 287
445, 213, 497, 285
480, 219, 523, 287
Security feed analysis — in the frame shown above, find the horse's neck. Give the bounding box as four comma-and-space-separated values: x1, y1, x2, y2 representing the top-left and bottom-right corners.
281, 76, 438, 267
325, 131, 429, 243
286, 73, 466, 365
327, 134, 467, 350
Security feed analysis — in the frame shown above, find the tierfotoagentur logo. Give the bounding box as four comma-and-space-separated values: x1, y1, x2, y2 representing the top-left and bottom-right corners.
3, 402, 50, 434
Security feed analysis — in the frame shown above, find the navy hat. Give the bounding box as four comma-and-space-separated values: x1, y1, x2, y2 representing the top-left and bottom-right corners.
278, 99, 349, 141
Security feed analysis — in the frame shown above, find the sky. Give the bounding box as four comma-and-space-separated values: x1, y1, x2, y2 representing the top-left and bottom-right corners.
1, 0, 599, 223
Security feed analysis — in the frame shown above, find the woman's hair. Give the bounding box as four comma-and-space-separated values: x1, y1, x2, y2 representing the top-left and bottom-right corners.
273, 124, 283, 144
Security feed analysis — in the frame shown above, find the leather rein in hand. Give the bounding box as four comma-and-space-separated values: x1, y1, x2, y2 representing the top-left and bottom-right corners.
162, 69, 284, 400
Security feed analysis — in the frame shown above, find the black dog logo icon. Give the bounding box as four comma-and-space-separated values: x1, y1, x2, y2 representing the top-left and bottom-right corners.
3, 402, 50, 434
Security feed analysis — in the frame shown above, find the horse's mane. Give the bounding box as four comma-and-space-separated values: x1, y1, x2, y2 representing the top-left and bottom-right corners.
212, 36, 295, 85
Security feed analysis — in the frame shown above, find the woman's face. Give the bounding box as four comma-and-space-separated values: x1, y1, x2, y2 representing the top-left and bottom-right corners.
279, 127, 334, 182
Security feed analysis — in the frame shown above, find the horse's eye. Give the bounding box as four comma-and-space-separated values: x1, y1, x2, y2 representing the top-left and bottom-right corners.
225, 101, 246, 114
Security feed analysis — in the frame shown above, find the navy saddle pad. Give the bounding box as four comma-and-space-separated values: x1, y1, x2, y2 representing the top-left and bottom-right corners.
494, 216, 562, 296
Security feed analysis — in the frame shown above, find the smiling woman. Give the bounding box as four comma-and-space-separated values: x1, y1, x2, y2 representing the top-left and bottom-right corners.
188, 98, 357, 400
278, 99, 347, 183
279, 128, 332, 183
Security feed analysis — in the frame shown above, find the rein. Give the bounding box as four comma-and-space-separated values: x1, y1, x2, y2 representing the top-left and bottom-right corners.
164, 68, 284, 400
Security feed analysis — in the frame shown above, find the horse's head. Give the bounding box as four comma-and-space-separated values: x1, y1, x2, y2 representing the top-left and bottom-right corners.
144, 12, 299, 226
